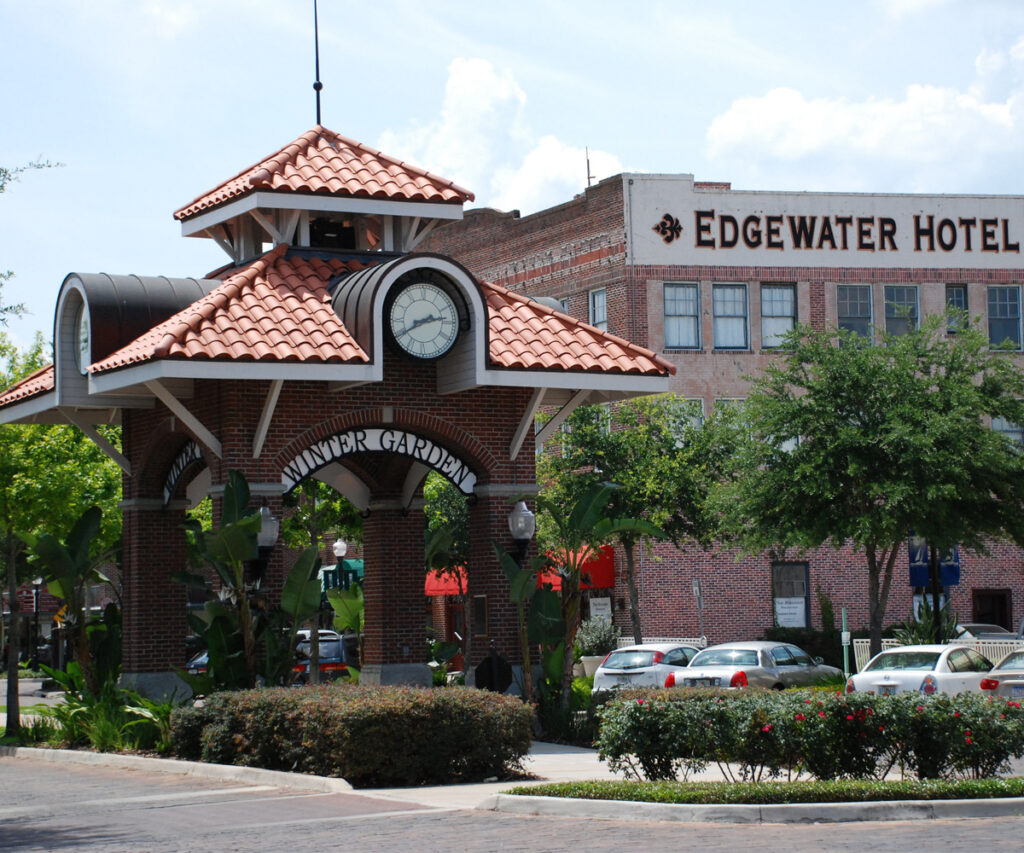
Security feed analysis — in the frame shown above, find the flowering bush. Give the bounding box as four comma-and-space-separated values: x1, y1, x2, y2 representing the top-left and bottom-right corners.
596, 688, 1024, 782
170, 684, 532, 787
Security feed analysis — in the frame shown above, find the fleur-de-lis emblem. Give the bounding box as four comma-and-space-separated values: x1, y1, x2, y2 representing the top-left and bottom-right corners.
653, 213, 682, 244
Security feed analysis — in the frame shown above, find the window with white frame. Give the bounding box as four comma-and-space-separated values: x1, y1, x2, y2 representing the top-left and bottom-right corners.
713, 284, 748, 349
988, 286, 1021, 350
760, 284, 796, 348
589, 288, 607, 331
884, 285, 918, 336
992, 416, 1024, 444
664, 283, 700, 349
837, 284, 872, 338
772, 562, 809, 628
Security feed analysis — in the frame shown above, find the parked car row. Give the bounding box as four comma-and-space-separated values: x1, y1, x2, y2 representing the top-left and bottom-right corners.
592, 640, 841, 693
591, 637, 1024, 699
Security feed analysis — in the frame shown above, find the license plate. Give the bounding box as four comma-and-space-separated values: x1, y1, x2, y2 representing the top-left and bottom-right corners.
879, 684, 898, 696
1012, 686, 1024, 697
694, 678, 714, 687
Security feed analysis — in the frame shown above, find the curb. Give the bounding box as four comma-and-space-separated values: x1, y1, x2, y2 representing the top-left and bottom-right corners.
0, 746, 353, 794
480, 793, 1024, 824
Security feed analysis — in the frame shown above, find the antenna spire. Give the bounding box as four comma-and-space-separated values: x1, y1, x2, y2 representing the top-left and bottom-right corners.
313, 0, 323, 125
586, 147, 595, 187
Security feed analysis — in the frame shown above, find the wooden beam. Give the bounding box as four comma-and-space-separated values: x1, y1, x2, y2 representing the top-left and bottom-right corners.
252, 379, 283, 458
60, 408, 132, 475
144, 380, 223, 458
205, 225, 236, 260
534, 389, 590, 449
405, 218, 439, 251
510, 387, 546, 461
250, 209, 283, 244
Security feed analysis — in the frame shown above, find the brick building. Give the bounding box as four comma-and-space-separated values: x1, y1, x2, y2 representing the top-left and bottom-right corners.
421, 173, 1024, 641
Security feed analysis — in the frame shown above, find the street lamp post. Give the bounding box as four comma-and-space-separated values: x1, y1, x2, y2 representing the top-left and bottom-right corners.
31, 577, 42, 670
507, 500, 536, 701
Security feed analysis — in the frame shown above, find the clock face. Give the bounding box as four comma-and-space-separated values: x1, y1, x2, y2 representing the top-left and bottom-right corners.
388, 282, 459, 359
75, 304, 91, 374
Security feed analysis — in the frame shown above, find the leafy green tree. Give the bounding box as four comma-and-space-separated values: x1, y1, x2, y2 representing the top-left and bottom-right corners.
717, 315, 1024, 656
423, 472, 470, 673
2, 333, 121, 735
19, 506, 114, 695
534, 482, 663, 714
538, 396, 736, 643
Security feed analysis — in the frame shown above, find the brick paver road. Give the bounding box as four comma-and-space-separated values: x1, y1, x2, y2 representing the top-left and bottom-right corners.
2, 756, 1023, 852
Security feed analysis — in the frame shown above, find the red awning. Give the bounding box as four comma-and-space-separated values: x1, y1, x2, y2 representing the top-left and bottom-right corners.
425, 566, 467, 596
537, 545, 615, 591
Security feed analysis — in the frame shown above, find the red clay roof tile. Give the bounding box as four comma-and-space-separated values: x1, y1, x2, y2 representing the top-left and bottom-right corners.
0, 364, 54, 408
174, 126, 474, 221
90, 246, 373, 372
481, 283, 675, 376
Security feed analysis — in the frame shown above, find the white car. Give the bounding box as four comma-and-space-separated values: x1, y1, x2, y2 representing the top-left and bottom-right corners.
591, 643, 700, 693
977, 649, 1024, 699
669, 641, 841, 690
846, 644, 994, 696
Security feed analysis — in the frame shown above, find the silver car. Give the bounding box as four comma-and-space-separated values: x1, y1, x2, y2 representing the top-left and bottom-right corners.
591, 643, 700, 693
846, 644, 994, 696
672, 640, 841, 689
978, 649, 1024, 699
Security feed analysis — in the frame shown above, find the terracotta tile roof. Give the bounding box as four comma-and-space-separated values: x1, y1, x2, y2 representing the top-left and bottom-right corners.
483, 283, 676, 376
91, 246, 373, 372
0, 364, 54, 408
174, 126, 474, 221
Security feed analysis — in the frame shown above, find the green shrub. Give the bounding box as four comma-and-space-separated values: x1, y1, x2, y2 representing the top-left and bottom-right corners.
169, 684, 533, 787
595, 688, 1024, 783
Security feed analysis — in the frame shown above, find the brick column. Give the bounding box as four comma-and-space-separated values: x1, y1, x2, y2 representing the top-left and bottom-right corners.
360, 497, 431, 685
120, 498, 189, 699
467, 486, 535, 686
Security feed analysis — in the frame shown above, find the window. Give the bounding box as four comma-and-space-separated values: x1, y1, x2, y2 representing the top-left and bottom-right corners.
946, 284, 967, 332
713, 284, 748, 349
992, 416, 1023, 444
837, 284, 871, 337
772, 561, 809, 628
664, 283, 699, 348
589, 288, 607, 331
988, 286, 1021, 349
884, 285, 918, 336
760, 284, 796, 348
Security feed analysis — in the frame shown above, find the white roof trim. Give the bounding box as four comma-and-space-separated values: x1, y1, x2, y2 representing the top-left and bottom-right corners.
0, 390, 61, 425
89, 360, 380, 394
180, 191, 464, 237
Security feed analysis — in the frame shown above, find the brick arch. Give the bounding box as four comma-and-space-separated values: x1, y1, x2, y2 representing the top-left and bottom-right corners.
273, 406, 500, 491
129, 417, 214, 503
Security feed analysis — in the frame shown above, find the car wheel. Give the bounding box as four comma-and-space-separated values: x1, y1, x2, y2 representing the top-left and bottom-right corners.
772, 683, 785, 691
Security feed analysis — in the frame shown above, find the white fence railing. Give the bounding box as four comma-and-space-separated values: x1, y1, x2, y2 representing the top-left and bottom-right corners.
617, 636, 709, 649
852, 638, 1024, 673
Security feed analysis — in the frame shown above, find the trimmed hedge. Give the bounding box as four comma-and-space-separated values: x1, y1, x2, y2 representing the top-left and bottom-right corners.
596, 688, 1024, 782
170, 684, 533, 787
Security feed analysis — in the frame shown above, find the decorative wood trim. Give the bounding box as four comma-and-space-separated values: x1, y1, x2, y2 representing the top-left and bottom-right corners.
144, 379, 223, 458
510, 387, 546, 461
535, 389, 590, 449
59, 408, 132, 474
252, 379, 283, 458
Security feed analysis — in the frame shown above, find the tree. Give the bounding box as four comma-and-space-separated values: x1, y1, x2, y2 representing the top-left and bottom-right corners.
2, 333, 122, 736
534, 482, 663, 714
717, 315, 1024, 656
538, 396, 736, 643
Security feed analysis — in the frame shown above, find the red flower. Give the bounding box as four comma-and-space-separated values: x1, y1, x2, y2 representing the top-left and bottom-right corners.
762, 724, 772, 732
795, 713, 806, 721
819, 711, 826, 717
846, 714, 854, 720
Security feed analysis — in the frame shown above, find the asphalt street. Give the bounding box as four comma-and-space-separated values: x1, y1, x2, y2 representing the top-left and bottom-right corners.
2, 756, 1024, 853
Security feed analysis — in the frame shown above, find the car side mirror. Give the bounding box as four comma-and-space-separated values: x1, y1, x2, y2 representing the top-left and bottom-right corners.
813, 656, 824, 665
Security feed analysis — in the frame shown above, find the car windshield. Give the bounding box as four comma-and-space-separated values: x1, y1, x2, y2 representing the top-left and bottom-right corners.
961, 624, 1011, 635
690, 649, 759, 667
864, 651, 941, 671
601, 650, 656, 670
996, 652, 1024, 670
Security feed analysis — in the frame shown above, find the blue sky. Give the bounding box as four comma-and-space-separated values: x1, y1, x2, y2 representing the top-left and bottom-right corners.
4, 0, 1024, 348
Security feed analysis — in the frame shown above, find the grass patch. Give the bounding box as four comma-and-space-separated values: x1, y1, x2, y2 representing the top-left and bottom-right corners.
507, 777, 1024, 805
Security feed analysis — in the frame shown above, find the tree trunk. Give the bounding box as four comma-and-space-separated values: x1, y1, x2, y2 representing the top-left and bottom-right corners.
622, 539, 642, 644
5, 531, 21, 736
866, 544, 899, 658
560, 574, 582, 715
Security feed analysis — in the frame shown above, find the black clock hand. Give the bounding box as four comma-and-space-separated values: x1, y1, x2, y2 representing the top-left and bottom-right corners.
396, 313, 441, 337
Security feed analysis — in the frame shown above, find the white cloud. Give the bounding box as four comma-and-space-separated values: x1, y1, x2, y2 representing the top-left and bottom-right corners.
491, 136, 623, 213
377, 58, 622, 214
377, 58, 530, 201
705, 83, 1022, 190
